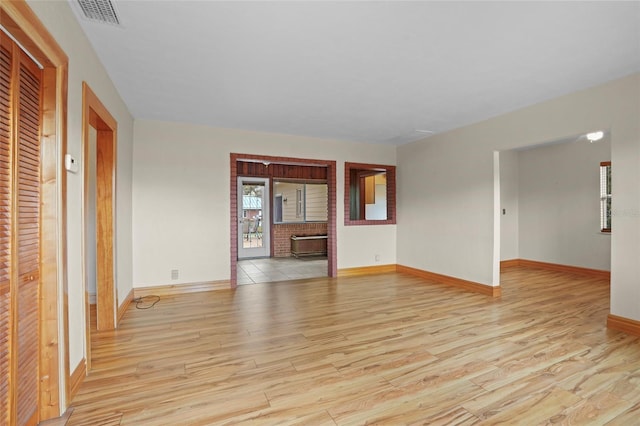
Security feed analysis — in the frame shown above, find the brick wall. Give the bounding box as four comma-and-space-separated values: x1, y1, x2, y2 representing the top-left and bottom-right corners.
272, 222, 328, 257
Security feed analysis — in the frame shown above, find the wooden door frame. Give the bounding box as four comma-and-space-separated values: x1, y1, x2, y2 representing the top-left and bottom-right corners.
230, 153, 337, 288
82, 82, 117, 347
0, 0, 69, 420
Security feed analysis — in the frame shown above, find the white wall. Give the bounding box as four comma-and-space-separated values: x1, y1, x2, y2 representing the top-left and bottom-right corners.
499, 150, 519, 260
132, 120, 397, 287
518, 137, 611, 270
28, 0, 134, 379
397, 73, 639, 322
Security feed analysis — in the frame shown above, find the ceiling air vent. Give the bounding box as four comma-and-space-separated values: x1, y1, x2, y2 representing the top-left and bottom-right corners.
77, 0, 121, 25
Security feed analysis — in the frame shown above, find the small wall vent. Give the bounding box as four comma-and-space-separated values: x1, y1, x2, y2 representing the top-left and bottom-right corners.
77, 0, 121, 25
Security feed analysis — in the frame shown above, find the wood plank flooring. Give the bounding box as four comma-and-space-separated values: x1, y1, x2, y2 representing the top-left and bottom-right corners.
68, 267, 640, 425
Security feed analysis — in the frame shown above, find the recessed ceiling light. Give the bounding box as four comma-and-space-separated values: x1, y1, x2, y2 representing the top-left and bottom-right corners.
586, 131, 604, 142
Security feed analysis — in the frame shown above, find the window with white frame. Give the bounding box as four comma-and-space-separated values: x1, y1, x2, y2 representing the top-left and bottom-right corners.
295, 188, 303, 217
600, 161, 611, 232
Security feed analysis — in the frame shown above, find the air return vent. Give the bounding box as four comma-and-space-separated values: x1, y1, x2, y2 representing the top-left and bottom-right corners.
77, 0, 121, 25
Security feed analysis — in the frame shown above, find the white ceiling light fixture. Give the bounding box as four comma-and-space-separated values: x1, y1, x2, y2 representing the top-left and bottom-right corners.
586, 131, 604, 142
76, 0, 121, 26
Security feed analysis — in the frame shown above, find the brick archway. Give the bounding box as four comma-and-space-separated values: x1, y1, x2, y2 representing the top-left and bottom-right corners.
230, 153, 337, 288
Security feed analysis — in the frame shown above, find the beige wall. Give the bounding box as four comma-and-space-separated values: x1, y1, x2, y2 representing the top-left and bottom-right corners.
398, 73, 639, 321
132, 120, 397, 287
27, 0, 135, 391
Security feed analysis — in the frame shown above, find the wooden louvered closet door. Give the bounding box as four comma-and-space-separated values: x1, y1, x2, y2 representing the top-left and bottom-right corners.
0, 32, 43, 426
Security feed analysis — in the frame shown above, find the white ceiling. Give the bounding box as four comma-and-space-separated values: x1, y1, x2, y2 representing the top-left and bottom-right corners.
67, 1, 640, 145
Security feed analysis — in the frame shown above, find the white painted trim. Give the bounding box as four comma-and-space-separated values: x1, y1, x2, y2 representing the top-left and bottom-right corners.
237, 177, 271, 259
492, 151, 501, 287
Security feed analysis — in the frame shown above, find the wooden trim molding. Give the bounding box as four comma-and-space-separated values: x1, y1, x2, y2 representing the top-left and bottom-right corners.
68, 359, 86, 402
607, 314, 640, 337
0, 2, 67, 66
502, 259, 610, 280
117, 289, 134, 323
397, 265, 501, 297
133, 280, 232, 299
82, 82, 117, 332
500, 259, 521, 269
338, 264, 397, 277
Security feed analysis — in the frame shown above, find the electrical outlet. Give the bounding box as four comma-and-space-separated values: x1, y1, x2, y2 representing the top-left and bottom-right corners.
171, 269, 179, 280
375, 254, 380, 262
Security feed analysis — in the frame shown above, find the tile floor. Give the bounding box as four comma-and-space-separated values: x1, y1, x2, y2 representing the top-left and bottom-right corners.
237, 256, 328, 285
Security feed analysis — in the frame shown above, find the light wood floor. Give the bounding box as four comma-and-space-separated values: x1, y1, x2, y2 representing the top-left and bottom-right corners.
69, 267, 640, 425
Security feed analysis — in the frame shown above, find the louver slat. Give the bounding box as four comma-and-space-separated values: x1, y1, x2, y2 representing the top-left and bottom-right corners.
15, 51, 41, 426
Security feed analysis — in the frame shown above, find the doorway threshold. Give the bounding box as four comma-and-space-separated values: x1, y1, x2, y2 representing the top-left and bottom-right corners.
237, 257, 328, 285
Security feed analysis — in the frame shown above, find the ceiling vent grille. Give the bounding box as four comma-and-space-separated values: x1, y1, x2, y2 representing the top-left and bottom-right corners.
77, 0, 120, 25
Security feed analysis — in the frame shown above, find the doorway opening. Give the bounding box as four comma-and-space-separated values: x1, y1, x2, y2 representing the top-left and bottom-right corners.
230, 154, 337, 288
497, 131, 612, 282
82, 83, 117, 371
237, 257, 328, 285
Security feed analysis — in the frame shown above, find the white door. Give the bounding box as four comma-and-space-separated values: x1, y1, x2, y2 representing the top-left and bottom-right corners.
238, 177, 270, 259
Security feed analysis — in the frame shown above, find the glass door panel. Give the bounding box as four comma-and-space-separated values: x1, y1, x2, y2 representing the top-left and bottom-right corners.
238, 177, 270, 258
